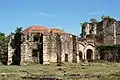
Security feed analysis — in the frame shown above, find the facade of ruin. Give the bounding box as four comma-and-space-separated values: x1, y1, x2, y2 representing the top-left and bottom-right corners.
81, 19, 120, 61
7, 26, 95, 65
82, 19, 120, 45
6, 18, 120, 65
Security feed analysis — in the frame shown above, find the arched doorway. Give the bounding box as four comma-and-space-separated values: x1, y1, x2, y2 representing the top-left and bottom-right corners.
79, 51, 82, 60
65, 54, 68, 62
86, 49, 93, 62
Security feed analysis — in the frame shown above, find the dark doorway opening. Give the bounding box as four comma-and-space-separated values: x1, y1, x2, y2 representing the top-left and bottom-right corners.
32, 49, 39, 63
65, 54, 68, 62
79, 51, 82, 60
12, 33, 21, 65
12, 48, 21, 65
86, 49, 93, 62
38, 33, 43, 64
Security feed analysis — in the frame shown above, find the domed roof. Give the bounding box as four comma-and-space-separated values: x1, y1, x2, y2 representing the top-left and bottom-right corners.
23, 26, 68, 35
23, 26, 49, 34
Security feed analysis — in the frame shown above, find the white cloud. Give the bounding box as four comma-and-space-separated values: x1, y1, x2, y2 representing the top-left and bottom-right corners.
38, 12, 56, 17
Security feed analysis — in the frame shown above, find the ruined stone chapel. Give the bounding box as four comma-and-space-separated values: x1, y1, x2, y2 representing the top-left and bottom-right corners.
8, 25, 95, 65
6, 17, 120, 65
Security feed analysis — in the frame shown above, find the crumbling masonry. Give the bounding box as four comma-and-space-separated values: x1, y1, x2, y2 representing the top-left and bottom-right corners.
7, 26, 96, 65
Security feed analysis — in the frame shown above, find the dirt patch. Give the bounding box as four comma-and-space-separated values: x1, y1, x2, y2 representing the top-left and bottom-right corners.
22, 75, 63, 80
69, 73, 101, 79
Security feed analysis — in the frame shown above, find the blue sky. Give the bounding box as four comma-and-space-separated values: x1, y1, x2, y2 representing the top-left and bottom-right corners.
0, 0, 120, 36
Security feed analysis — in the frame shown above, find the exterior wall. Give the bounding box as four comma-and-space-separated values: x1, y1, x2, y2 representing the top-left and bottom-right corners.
85, 24, 90, 35
83, 20, 120, 45
20, 34, 33, 65
76, 36, 80, 63
49, 34, 57, 63
72, 35, 77, 62
21, 42, 33, 65
8, 31, 96, 65
116, 21, 120, 44
79, 43, 84, 60
43, 35, 50, 64
78, 39, 96, 61
61, 34, 73, 63
8, 35, 15, 65
42, 34, 78, 64
103, 21, 114, 45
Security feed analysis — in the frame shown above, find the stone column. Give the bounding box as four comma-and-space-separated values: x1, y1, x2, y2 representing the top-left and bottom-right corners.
76, 37, 80, 63
43, 36, 50, 64
20, 42, 25, 65
61, 35, 65, 62
20, 34, 33, 65
92, 50, 95, 60
7, 35, 15, 65
85, 24, 90, 35
113, 21, 116, 44
93, 24, 97, 34
82, 51, 85, 60
68, 35, 73, 63
84, 52, 87, 60
50, 34, 57, 62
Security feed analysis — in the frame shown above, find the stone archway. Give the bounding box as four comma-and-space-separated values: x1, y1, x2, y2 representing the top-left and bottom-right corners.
86, 49, 93, 62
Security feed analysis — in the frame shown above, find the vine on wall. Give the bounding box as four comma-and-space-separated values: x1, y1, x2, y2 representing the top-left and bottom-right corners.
96, 44, 120, 61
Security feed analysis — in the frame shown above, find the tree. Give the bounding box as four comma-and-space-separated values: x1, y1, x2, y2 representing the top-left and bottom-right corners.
15, 27, 23, 34
90, 18, 98, 24
0, 32, 5, 40
101, 15, 115, 23
101, 15, 110, 20
0, 32, 8, 64
14, 27, 23, 44
12, 27, 23, 65
80, 22, 89, 37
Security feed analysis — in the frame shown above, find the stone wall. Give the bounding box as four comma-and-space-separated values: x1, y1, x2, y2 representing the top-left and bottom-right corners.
116, 21, 120, 44
20, 34, 33, 65
42, 33, 80, 64
83, 20, 120, 45
8, 32, 80, 65
8, 35, 15, 65
61, 34, 73, 63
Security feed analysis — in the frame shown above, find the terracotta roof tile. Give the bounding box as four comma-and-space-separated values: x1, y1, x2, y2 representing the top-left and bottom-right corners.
23, 26, 49, 34
23, 26, 68, 35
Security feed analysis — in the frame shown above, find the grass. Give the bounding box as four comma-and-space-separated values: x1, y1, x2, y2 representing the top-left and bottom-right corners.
0, 62, 120, 80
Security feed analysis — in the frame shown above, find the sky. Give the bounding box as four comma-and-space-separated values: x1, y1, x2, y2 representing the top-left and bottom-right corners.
0, 0, 120, 36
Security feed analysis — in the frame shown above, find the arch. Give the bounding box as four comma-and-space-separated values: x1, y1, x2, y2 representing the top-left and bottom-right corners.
86, 49, 93, 62
85, 44, 95, 61
79, 44, 84, 52
65, 54, 68, 62
87, 43, 94, 47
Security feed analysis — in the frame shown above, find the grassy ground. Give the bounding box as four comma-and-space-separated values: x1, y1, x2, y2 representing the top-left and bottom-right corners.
0, 62, 120, 80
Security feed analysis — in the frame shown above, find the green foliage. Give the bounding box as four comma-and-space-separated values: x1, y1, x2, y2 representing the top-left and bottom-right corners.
80, 22, 89, 37
15, 27, 23, 34
96, 44, 120, 51
90, 18, 98, 24
0, 32, 5, 41
101, 15, 110, 20
14, 27, 23, 44
80, 16, 117, 38
0, 32, 8, 64
101, 15, 116, 24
